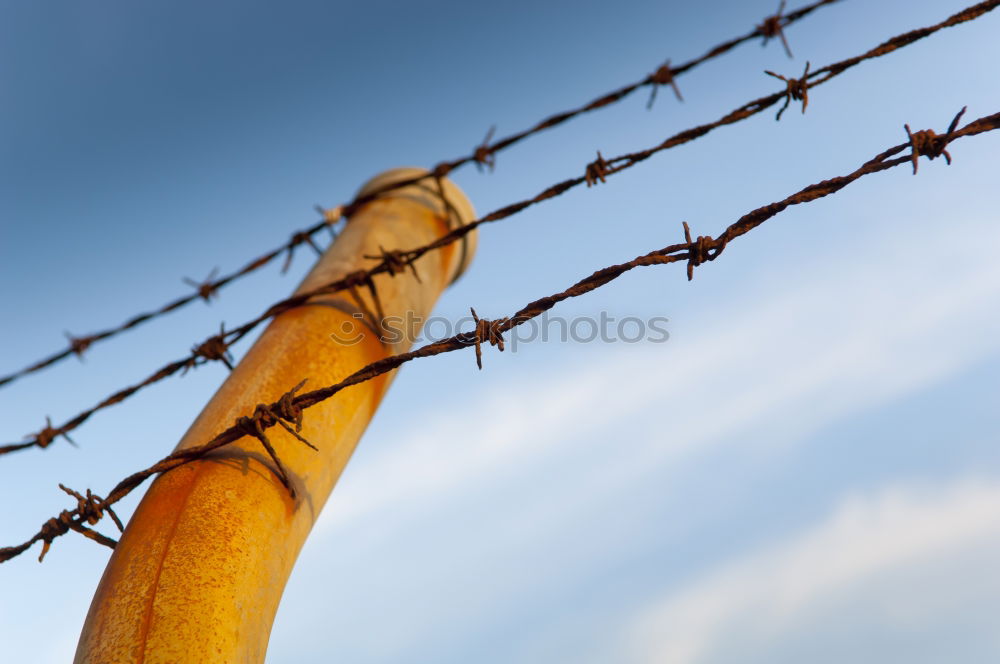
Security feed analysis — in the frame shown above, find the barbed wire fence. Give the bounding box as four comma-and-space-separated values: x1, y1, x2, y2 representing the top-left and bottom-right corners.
2, 0, 999, 564
0, 0, 841, 392
3, 104, 998, 563
2, 0, 995, 460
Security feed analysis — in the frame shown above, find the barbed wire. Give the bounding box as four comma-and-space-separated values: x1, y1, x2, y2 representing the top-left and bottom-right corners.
0, 0, 842, 391
3, 105, 996, 564
3, 0, 995, 459
0, 210, 342, 392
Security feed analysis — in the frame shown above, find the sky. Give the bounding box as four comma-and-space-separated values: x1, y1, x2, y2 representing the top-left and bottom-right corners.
2, 0, 1000, 661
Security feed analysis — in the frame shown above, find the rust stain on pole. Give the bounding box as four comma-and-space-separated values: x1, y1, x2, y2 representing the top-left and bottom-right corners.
75, 168, 477, 663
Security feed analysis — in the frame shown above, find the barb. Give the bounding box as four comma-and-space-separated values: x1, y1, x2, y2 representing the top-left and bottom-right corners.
0, 0, 842, 391
364, 246, 422, 283
65, 332, 96, 360
470, 308, 508, 370
765, 61, 811, 120
905, 106, 966, 174
759, 0, 795, 58
5, 0, 997, 458
473, 126, 497, 172
585, 151, 610, 187
682, 221, 727, 281
4, 106, 998, 563
6, 484, 124, 563
62, 484, 123, 528
282, 230, 325, 274
0, 417, 76, 455
647, 60, 684, 110
190, 323, 235, 371
183, 267, 221, 303
212, 379, 318, 498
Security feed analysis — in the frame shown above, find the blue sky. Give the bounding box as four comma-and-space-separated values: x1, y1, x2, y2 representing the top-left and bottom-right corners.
2, 0, 1000, 661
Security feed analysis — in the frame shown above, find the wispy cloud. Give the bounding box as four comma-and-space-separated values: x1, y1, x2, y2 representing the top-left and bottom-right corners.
282, 214, 1000, 662
624, 478, 1000, 664
284, 213, 1000, 656
315, 216, 1000, 537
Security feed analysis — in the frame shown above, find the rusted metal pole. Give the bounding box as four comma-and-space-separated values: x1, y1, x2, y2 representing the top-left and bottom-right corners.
74, 168, 477, 663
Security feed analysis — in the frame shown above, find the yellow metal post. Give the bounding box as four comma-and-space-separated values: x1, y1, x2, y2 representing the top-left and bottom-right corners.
75, 168, 477, 663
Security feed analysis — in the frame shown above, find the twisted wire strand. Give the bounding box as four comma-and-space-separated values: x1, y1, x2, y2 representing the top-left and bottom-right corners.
4, 0, 996, 458
4, 106, 997, 563
0, 0, 843, 391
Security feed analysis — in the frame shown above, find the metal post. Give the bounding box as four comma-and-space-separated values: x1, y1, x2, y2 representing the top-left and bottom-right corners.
74, 168, 477, 663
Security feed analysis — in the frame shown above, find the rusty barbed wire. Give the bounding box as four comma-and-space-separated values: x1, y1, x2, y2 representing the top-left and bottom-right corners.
2, 483, 124, 563
766, 61, 811, 120
364, 246, 422, 282
585, 152, 611, 187
438, 0, 841, 158
233, 378, 317, 498
470, 308, 508, 370
0, 0, 842, 392
190, 323, 236, 371
647, 60, 684, 110
183, 268, 221, 303
0, 208, 343, 390
759, 0, 795, 58
4, 105, 996, 564
0, 417, 76, 456
281, 230, 325, 274
3, 0, 995, 459
905, 107, 966, 174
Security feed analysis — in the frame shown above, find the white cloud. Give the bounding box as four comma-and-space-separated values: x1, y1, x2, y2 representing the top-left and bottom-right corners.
314, 366, 613, 534
315, 216, 1000, 537
280, 217, 1000, 663
624, 479, 1000, 664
